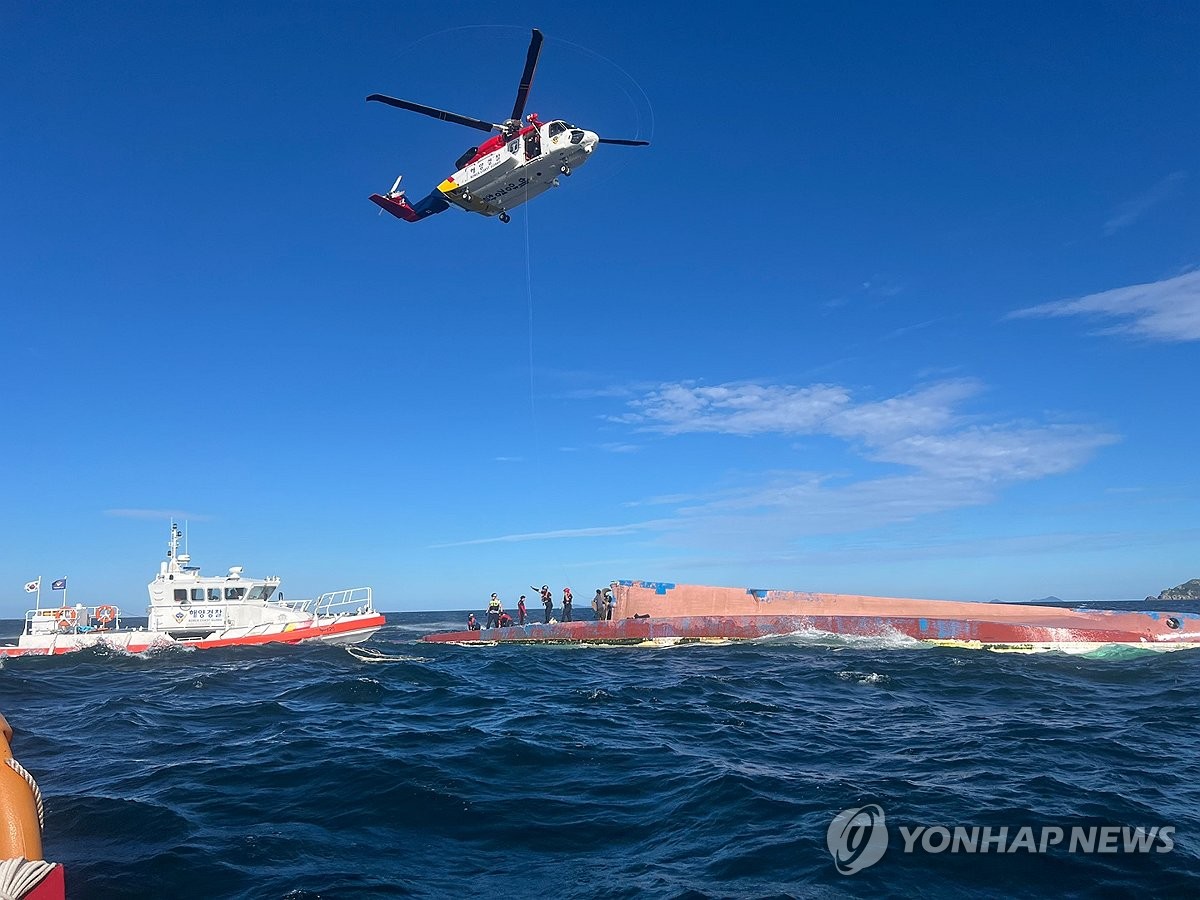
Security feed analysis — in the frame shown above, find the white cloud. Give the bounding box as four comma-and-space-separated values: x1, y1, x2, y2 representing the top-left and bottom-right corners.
866, 424, 1115, 481
622, 493, 702, 508
610, 378, 1117, 552
618, 382, 851, 435
1008, 269, 1200, 343
825, 380, 981, 443
105, 508, 210, 521
1103, 171, 1186, 236
434, 378, 1117, 558
430, 522, 655, 548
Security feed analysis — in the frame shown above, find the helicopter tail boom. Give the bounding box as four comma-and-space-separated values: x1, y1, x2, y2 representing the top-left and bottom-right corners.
369, 190, 451, 222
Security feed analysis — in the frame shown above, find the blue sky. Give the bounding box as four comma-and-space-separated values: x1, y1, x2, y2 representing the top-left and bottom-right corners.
2, 2, 1197, 613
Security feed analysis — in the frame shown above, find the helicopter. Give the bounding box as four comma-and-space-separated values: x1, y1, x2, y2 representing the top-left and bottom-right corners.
367, 28, 649, 224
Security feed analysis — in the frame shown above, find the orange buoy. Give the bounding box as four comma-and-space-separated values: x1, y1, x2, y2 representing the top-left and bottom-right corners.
0, 713, 43, 860
94, 605, 117, 625
0, 713, 65, 898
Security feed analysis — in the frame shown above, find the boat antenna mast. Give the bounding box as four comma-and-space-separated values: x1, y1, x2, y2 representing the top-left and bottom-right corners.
167, 521, 183, 572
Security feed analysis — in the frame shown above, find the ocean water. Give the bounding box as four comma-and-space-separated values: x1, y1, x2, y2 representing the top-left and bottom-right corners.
1, 611, 1198, 898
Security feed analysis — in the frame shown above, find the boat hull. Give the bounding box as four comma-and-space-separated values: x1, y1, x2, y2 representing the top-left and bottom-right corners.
422, 581, 1200, 653
0, 614, 386, 658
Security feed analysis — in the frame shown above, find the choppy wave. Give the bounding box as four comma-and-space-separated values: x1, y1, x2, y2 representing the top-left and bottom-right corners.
1, 612, 1198, 898
752, 625, 930, 651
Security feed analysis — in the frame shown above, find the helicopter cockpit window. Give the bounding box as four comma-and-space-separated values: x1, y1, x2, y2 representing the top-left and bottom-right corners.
548, 121, 568, 138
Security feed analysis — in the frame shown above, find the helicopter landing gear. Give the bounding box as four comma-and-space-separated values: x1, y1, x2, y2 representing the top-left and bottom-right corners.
499, 212, 511, 224
560, 164, 571, 176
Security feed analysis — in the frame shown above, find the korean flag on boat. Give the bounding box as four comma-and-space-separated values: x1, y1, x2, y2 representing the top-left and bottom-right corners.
51, 578, 67, 591
24, 579, 40, 593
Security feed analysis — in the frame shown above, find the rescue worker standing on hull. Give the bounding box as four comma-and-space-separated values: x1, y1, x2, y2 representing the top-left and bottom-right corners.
486, 593, 502, 629
533, 584, 553, 623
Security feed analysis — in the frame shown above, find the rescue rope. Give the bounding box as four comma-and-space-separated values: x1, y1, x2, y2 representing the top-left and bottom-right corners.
0, 857, 55, 900
524, 196, 539, 458
4, 759, 42, 830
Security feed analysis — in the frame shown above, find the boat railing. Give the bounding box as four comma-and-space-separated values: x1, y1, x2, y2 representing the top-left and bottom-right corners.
25, 604, 123, 636
273, 597, 316, 614
313, 587, 374, 619
270, 588, 374, 618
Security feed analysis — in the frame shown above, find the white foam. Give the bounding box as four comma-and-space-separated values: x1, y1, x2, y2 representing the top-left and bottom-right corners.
345, 646, 429, 663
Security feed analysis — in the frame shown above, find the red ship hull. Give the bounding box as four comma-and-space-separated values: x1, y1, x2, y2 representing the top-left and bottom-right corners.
422, 581, 1199, 653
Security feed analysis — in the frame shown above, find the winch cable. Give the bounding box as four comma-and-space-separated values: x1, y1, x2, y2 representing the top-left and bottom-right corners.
523, 182, 540, 472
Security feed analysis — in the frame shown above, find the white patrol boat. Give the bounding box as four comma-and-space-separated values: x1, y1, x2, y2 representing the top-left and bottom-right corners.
1, 524, 386, 658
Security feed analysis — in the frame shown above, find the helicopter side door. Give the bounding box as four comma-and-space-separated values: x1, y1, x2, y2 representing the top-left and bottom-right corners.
524, 128, 542, 161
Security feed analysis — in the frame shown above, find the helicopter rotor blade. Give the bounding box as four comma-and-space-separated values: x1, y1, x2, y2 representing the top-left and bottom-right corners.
366, 94, 498, 134
598, 138, 651, 146
509, 28, 544, 123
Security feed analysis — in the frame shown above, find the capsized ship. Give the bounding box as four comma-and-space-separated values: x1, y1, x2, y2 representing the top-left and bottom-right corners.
1, 525, 385, 658
422, 580, 1200, 654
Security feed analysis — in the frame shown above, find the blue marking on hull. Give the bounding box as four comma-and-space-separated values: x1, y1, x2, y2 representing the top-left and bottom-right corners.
934, 618, 967, 640
614, 580, 676, 594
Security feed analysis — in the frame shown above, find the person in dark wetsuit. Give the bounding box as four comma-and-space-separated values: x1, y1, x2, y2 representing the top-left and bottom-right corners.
533, 584, 553, 623
486, 593, 502, 628
604, 588, 615, 621
517, 595, 527, 625
467, 613, 481, 631
562, 587, 573, 622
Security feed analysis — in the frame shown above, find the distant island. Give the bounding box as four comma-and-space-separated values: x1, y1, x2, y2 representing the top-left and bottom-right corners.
1147, 579, 1200, 602
1031, 596, 1063, 604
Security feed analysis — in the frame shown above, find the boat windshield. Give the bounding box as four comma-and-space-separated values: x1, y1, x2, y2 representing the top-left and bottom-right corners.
245, 585, 277, 601
225, 586, 246, 601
